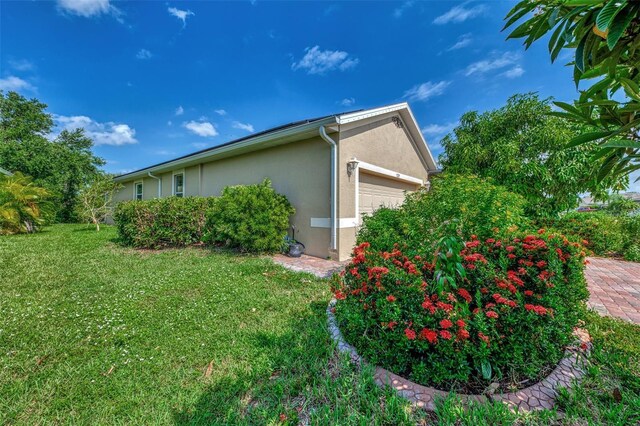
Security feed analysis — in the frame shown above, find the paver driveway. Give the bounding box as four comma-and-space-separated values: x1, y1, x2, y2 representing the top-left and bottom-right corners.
584, 257, 640, 324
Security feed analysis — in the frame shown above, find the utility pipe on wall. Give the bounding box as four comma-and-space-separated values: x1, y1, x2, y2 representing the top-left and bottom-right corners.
148, 172, 162, 198
319, 125, 337, 251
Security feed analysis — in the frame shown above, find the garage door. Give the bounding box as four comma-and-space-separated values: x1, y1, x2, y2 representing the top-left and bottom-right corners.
358, 172, 419, 216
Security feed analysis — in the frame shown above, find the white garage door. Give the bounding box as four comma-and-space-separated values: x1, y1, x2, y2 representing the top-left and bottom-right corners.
358, 172, 420, 216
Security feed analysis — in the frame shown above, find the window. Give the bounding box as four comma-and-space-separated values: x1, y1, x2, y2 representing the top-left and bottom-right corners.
134, 182, 143, 200
173, 173, 184, 197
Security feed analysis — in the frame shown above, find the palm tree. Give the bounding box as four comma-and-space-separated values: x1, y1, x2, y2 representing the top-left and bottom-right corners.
0, 172, 51, 234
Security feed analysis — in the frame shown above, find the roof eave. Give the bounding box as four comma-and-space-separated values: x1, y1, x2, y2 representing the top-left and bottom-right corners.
114, 116, 338, 182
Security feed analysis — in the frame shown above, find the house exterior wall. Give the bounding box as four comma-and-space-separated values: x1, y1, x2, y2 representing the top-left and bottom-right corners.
113, 136, 332, 259
336, 115, 429, 260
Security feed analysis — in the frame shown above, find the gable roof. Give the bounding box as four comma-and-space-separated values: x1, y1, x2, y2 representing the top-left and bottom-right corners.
114, 103, 437, 182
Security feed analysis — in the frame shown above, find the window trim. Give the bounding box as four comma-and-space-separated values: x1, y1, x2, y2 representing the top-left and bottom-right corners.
134, 180, 143, 200
172, 169, 185, 197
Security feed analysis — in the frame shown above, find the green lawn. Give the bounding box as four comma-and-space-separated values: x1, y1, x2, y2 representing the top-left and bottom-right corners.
1, 225, 639, 425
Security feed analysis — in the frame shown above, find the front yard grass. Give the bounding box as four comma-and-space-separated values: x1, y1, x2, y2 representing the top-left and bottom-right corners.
1, 225, 639, 425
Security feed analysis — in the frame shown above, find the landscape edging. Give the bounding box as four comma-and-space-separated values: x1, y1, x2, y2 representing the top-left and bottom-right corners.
327, 298, 592, 412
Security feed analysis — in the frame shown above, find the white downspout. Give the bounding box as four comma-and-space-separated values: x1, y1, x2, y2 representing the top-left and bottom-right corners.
148, 172, 162, 198
319, 125, 337, 252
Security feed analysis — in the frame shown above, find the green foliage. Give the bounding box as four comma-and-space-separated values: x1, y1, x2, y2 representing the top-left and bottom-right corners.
0, 172, 52, 234
605, 193, 639, 215
504, 1, 640, 186
544, 211, 626, 255
334, 230, 589, 390
113, 196, 215, 248
357, 207, 405, 254
439, 93, 627, 217
76, 175, 123, 231
0, 91, 104, 222
358, 174, 530, 255
204, 179, 295, 253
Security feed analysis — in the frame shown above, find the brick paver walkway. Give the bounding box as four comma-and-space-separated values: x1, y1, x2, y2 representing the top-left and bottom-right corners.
585, 257, 640, 324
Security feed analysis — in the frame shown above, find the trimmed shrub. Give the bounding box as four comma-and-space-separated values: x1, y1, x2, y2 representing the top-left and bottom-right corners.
357, 174, 530, 255
203, 179, 294, 253
544, 212, 625, 256
332, 229, 588, 392
114, 196, 215, 248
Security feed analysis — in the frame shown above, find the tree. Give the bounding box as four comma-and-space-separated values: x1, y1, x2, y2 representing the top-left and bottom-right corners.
439, 93, 627, 217
76, 175, 122, 231
0, 91, 105, 222
0, 172, 52, 234
504, 1, 640, 187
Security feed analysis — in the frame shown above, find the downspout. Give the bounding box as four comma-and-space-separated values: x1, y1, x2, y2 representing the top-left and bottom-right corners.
319, 125, 337, 252
148, 172, 162, 198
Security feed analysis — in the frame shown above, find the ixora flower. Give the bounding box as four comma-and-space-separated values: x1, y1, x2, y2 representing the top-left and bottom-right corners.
386, 294, 396, 302
439, 319, 453, 329
420, 328, 438, 343
404, 328, 417, 340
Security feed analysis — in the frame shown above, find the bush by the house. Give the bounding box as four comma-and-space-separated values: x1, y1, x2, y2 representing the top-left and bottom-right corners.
0, 172, 52, 235
114, 196, 215, 248
543, 212, 625, 256
204, 179, 294, 253
358, 174, 530, 255
332, 229, 588, 391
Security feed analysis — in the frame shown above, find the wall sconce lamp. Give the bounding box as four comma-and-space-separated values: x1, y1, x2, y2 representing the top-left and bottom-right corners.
347, 159, 359, 177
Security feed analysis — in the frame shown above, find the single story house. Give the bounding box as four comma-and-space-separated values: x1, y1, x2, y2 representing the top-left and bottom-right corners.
113, 103, 438, 261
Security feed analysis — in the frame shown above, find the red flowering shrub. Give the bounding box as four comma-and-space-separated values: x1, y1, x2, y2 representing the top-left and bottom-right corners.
331, 230, 589, 392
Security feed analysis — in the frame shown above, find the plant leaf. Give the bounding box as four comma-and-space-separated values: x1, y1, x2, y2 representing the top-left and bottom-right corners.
567, 130, 614, 148
596, 0, 625, 31
481, 360, 492, 380
607, 5, 635, 49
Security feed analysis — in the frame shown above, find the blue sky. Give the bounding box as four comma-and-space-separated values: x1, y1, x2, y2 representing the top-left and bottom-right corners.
0, 0, 584, 177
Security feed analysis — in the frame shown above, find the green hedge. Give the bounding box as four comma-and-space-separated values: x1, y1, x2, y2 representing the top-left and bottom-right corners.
203, 179, 295, 253
114, 180, 296, 253
543, 211, 640, 261
114, 197, 215, 248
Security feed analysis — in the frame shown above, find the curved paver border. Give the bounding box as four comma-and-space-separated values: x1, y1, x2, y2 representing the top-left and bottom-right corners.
327, 299, 592, 412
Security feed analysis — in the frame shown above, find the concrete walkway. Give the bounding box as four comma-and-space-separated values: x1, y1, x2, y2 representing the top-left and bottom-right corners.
273, 254, 640, 324
585, 257, 640, 324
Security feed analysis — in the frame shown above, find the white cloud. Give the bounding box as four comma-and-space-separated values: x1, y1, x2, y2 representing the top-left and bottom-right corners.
54, 114, 138, 146
136, 49, 152, 60
421, 122, 457, 137
0, 76, 35, 92
8, 59, 34, 71
465, 52, 521, 76
215, 109, 227, 116
292, 46, 359, 75
393, 1, 414, 18
232, 121, 255, 133
340, 97, 356, 107
448, 33, 472, 51
167, 120, 173, 126
154, 149, 175, 156
168, 6, 194, 27
175, 106, 184, 116
502, 65, 525, 78
57, 0, 120, 18
402, 81, 450, 102
192, 142, 209, 149
183, 120, 218, 137
433, 3, 486, 25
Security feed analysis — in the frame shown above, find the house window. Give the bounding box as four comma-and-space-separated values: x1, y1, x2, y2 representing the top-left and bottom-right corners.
173, 173, 184, 197
134, 182, 143, 200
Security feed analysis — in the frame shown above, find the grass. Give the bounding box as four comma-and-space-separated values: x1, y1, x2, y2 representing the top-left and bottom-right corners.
1, 225, 639, 425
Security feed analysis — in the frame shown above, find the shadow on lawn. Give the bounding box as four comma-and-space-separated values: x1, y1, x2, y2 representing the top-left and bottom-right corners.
171, 300, 335, 425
